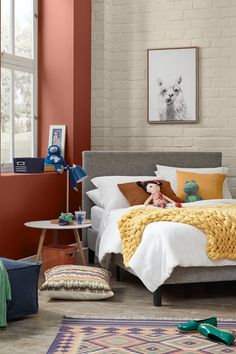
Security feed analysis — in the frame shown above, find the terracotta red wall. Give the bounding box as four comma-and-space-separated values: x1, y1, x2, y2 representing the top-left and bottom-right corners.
73, 0, 91, 164
38, 0, 91, 165
0, 173, 66, 259
38, 0, 74, 162
0, 0, 91, 259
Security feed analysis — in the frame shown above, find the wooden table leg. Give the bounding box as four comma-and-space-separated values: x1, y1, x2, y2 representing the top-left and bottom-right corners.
73, 229, 87, 265
35, 229, 46, 263
53, 230, 58, 244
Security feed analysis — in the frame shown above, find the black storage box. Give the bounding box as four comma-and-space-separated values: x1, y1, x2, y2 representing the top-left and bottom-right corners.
13, 158, 45, 173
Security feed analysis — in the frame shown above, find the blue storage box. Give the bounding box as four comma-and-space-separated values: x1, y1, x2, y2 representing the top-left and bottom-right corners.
13, 157, 45, 173
0, 258, 41, 321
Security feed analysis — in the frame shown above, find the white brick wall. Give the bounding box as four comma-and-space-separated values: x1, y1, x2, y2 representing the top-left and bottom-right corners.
92, 0, 236, 195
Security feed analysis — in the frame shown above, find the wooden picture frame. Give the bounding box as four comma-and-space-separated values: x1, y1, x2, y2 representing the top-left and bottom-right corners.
48, 125, 66, 157
147, 47, 199, 124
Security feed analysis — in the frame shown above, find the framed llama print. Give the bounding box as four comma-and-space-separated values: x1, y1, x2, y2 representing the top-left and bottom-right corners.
147, 47, 198, 123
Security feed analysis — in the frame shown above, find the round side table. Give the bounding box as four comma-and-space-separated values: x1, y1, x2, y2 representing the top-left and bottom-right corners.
24, 220, 91, 265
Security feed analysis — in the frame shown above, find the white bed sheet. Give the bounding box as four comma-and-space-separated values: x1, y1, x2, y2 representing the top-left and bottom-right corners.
98, 199, 236, 292
91, 206, 106, 233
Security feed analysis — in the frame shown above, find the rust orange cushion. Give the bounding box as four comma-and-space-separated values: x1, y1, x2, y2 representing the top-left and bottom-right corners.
118, 180, 184, 206
176, 170, 226, 200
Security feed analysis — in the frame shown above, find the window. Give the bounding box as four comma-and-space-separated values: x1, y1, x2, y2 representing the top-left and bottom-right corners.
1, 0, 38, 172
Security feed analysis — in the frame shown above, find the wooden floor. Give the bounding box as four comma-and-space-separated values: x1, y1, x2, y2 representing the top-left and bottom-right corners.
0, 267, 236, 354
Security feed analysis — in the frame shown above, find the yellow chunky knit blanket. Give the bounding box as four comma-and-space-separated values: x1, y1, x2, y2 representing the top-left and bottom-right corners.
118, 205, 236, 267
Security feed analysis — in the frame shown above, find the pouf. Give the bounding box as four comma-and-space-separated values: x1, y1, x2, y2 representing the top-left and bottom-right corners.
0, 257, 41, 321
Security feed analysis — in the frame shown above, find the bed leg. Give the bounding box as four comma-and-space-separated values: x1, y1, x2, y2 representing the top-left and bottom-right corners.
88, 249, 95, 264
153, 286, 162, 306
116, 266, 121, 281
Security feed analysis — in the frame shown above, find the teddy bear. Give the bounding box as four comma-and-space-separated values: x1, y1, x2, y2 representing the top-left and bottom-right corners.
183, 180, 202, 203
44, 145, 67, 174
136, 181, 182, 208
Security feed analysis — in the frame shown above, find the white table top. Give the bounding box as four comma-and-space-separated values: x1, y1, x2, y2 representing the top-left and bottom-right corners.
24, 220, 92, 230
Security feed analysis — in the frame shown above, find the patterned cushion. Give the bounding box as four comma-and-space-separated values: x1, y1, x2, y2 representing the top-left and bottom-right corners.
40, 265, 114, 300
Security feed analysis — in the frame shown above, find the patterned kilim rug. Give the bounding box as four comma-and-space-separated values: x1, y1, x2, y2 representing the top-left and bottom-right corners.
47, 317, 236, 354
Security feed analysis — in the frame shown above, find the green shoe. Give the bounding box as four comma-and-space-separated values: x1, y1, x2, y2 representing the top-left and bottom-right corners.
178, 317, 217, 332
198, 323, 235, 346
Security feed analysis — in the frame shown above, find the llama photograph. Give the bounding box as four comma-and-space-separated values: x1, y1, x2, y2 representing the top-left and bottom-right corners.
148, 47, 198, 123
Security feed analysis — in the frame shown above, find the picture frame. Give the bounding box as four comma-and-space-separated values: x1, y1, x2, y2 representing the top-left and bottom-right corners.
48, 125, 66, 157
147, 47, 198, 124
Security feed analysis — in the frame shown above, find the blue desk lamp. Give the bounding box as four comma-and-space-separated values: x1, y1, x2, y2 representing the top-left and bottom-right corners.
66, 165, 87, 213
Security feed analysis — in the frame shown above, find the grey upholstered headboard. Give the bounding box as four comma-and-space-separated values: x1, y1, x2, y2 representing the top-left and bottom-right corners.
82, 151, 222, 217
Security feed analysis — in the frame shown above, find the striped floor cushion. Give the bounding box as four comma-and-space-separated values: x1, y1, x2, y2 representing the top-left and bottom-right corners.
40, 265, 114, 300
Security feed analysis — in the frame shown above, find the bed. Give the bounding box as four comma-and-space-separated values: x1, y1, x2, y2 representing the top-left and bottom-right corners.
82, 151, 236, 306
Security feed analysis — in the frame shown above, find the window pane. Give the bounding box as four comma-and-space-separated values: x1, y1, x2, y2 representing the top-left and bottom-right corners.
1, 68, 12, 163
14, 71, 32, 157
15, 0, 33, 58
1, 0, 11, 53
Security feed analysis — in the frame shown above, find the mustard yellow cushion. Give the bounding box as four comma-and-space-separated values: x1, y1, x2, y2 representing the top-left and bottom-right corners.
176, 170, 226, 200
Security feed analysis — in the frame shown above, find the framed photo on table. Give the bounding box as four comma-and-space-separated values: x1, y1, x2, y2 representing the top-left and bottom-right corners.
147, 47, 198, 124
48, 125, 66, 157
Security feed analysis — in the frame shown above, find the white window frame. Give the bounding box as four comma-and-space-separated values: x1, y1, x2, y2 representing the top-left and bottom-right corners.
1, 0, 38, 172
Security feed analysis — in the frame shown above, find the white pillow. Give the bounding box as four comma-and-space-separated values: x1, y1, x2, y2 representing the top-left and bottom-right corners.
86, 189, 104, 208
91, 176, 157, 211
155, 165, 232, 199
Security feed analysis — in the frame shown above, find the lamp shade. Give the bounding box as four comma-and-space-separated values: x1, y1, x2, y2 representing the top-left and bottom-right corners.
69, 165, 87, 191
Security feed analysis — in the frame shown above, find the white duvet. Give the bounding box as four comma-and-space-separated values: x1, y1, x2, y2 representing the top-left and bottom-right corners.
98, 199, 236, 292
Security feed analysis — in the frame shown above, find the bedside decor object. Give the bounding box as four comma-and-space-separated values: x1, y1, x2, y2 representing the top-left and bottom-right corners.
41, 245, 77, 272
66, 165, 87, 213
48, 125, 66, 157
147, 47, 198, 123
58, 212, 75, 226
44, 145, 67, 174
75, 210, 86, 224
13, 157, 45, 173
40, 265, 114, 300
24, 220, 91, 264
